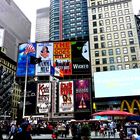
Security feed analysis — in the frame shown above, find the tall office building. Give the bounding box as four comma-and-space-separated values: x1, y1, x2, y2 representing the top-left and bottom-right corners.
0, 0, 31, 61
49, 0, 89, 41
87, 0, 140, 112
36, 7, 50, 42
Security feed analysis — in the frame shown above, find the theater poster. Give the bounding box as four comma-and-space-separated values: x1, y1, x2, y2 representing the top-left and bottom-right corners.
59, 81, 74, 113
71, 41, 90, 74
37, 83, 51, 114
35, 42, 53, 76
16, 43, 36, 77
53, 42, 72, 75
74, 79, 91, 112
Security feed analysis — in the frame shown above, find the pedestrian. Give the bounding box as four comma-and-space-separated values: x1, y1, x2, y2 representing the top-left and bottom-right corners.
8, 124, 16, 140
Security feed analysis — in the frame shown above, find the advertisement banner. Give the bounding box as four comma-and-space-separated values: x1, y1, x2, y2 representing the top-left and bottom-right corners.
35, 43, 53, 76
53, 42, 72, 75
71, 41, 90, 74
37, 83, 51, 114
74, 79, 91, 112
59, 81, 74, 113
16, 43, 36, 77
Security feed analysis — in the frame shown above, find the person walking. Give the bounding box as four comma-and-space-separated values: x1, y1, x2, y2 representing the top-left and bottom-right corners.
8, 124, 16, 140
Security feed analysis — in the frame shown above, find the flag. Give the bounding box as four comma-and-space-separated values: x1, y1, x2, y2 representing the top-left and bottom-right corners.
49, 75, 59, 82
24, 43, 35, 54
30, 56, 42, 64
50, 66, 64, 77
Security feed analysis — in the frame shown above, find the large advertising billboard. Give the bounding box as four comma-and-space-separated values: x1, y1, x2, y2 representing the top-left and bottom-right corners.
71, 41, 90, 74
59, 81, 74, 113
74, 79, 91, 112
94, 69, 140, 98
35, 43, 53, 76
16, 43, 36, 77
37, 83, 51, 114
53, 42, 72, 75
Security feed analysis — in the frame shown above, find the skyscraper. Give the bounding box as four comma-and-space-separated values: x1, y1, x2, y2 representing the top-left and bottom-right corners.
49, 0, 89, 41
36, 7, 50, 42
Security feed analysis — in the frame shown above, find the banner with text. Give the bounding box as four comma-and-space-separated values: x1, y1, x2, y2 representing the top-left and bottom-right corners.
74, 79, 91, 112
35, 43, 53, 76
37, 83, 51, 114
53, 42, 72, 75
59, 81, 74, 113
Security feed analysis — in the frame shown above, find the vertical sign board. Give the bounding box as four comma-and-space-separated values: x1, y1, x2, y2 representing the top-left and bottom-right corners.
16, 43, 36, 77
74, 79, 91, 112
53, 42, 72, 76
37, 83, 51, 114
59, 81, 74, 113
35, 42, 53, 76
71, 41, 90, 74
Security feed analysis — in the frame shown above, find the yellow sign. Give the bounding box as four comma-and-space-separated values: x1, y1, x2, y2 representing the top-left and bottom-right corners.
120, 99, 140, 113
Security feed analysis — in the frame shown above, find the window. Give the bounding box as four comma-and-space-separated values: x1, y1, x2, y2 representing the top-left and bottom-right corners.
117, 4, 122, 9
119, 17, 124, 23
128, 31, 133, 37
108, 49, 113, 55
116, 56, 121, 62
123, 47, 128, 54
126, 16, 131, 22
95, 59, 100, 64
120, 24, 125, 30
94, 36, 98, 41
102, 50, 106, 56
109, 57, 114, 64
130, 47, 135, 53
124, 2, 128, 8
108, 41, 112, 47
104, 0, 108, 4
111, 11, 116, 17
105, 12, 109, 18
93, 22, 97, 27
92, 8, 96, 14
114, 33, 119, 39
102, 58, 107, 64
103, 66, 108, 71
96, 67, 100, 72
117, 65, 122, 70
116, 48, 121, 55
107, 34, 112, 40
122, 39, 127, 46
99, 14, 103, 19
110, 5, 115, 10
125, 64, 130, 69
115, 40, 119, 46
104, 6, 108, 11
105, 19, 110, 25
101, 42, 106, 48
132, 63, 138, 68
127, 23, 132, 29
110, 65, 115, 71
112, 18, 117, 24
94, 43, 99, 49
100, 27, 104, 33
95, 51, 99, 57
93, 29, 98, 34
113, 25, 118, 31
125, 9, 129, 14
106, 26, 111, 32
121, 32, 126, 38
118, 10, 123, 16
92, 15, 96, 20
100, 35, 105, 41
98, 7, 102, 12
99, 20, 104, 26
129, 38, 134, 45
131, 55, 137, 61
124, 56, 129, 62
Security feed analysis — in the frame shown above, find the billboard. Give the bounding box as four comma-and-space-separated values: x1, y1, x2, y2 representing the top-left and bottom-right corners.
37, 83, 51, 114
35, 43, 53, 76
74, 79, 91, 112
71, 41, 90, 74
16, 43, 36, 77
94, 69, 140, 98
53, 42, 72, 75
59, 81, 74, 113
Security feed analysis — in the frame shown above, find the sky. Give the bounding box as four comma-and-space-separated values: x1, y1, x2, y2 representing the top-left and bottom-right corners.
13, 0, 139, 42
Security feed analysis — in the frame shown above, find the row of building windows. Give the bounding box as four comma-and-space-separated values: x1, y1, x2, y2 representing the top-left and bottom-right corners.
94, 55, 137, 65
95, 63, 138, 72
